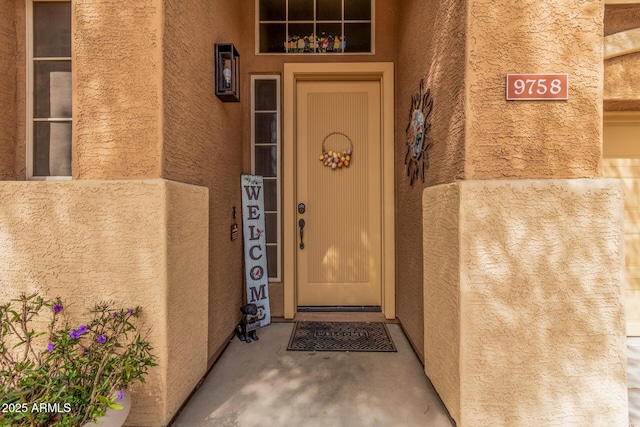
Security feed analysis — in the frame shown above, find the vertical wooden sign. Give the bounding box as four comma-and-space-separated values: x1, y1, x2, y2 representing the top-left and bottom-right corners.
241, 175, 271, 329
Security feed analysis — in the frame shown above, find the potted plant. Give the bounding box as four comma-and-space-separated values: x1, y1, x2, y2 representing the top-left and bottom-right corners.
0, 293, 156, 427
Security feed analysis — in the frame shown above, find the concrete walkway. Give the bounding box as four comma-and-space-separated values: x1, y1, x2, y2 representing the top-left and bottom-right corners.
171, 323, 454, 427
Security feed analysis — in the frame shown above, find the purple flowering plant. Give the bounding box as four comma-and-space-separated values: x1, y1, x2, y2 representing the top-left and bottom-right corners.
0, 293, 156, 426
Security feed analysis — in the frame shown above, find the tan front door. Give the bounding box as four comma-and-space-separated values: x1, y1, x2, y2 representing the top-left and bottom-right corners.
295, 80, 382, 307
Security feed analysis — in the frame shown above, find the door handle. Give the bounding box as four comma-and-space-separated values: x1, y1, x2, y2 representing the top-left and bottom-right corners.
299, 218, 305, 250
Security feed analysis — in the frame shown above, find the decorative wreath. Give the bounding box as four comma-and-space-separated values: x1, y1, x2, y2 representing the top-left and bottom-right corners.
318, 132, 353, 170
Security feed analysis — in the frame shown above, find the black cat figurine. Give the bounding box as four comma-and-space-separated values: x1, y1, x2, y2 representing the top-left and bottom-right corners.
236, 303, 259, 343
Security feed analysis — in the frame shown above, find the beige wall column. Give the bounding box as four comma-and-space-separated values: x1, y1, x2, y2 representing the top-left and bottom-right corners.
0, 180, 209, 426
73, 0, 245, 367
0, 1, 16, 180
465, 0, 603, 179
395, 0, 467, 364
72, 0, 164, 179
424, 180, 627, 426
418, 1, 628, 425
162, 0, 245, 364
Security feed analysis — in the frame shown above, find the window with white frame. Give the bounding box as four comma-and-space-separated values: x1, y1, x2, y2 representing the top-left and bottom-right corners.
257, 0, 373, 54
251, 75, 281, 281
28, 0, 72, 179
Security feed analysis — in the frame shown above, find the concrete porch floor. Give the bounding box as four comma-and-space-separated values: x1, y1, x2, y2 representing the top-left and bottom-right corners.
170, 321, 455, 427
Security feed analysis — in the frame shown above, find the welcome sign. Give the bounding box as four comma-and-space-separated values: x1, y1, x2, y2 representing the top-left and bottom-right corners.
241, 175, 271, 329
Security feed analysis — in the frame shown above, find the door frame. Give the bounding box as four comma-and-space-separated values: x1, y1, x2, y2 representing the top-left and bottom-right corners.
283, 62, 395, 319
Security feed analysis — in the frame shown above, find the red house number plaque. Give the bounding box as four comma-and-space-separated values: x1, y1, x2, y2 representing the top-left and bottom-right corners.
506, 73, 568, 100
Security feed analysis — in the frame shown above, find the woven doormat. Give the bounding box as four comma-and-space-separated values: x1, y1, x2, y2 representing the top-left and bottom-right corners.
287, 321, 396, 352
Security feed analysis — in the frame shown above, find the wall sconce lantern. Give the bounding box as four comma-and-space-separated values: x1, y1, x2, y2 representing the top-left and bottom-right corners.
215, 43, 240, 102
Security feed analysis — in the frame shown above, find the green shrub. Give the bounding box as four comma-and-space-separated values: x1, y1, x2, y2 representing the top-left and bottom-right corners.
0, 293, 156, 426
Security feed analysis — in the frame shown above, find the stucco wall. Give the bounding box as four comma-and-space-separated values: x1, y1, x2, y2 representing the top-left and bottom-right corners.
13, 1, 26, 179
605, 52, 640, 107
0, 180, 209, 426
71, 0, 245, 364
72, 0, 163, 179
164, 181, 210, 421
604, 4, 640, 108
395, 0, 466, 362
466, 0, 603, 179
605, 4, 640, 36
163, 0, 245, 361
424, 179, 627, 426
0, 0, 16, 180
422, 183, 461, 420
396, 0, 604, 361
604, 5, 640, 111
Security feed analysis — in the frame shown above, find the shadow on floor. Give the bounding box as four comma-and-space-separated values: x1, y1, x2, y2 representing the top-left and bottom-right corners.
170, 323, 454, 427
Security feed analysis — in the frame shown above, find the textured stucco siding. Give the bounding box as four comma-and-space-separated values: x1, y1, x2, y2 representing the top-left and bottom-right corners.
395, 0, 466, 362
466, 0, 603, 179
605, 4, 640, 36
73, 0, 163, 179
164, 180, 209, 422
13, 1, 26, 179
422, 183, 461, 421
604, 3, 640, 108
0, 180, 209, 427
163, 0, 244, 361
605, 52, 640, 104
424, 179, 627, 426
396, 0, 465, 188
0, 1, 16, 180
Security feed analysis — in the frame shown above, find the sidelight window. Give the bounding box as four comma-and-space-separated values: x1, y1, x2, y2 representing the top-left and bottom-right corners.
28, 0, 72, 179
251, 76, 281, 281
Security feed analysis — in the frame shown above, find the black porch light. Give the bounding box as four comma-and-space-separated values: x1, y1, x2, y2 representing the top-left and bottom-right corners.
215, 43, 240, 102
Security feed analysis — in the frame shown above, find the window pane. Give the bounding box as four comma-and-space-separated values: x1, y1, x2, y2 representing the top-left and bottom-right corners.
344, 23, 371, 52
34, 2, 71, 57
255, 113, 277, 144
317, 0, 342, 21
288, 24, 315, 52
265, 213, 278, 244
255, 146, 277, 177
267, 245, 277, 278
260, 0, 285, 21
316, 24, 342, 52
263, 179, 277, 211
289, 0, 313, 21
260, 23, 286, 53
33, 121, 71, 176
345, 0, 371, 20
34, 61, 72, 118
255, 80, 277, 110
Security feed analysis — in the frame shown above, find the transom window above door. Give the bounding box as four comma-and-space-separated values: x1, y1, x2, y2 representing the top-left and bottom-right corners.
257, 0, 372, 54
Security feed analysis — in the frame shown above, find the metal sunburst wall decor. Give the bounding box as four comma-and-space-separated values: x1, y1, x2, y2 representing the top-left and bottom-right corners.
405, 79, 433, 185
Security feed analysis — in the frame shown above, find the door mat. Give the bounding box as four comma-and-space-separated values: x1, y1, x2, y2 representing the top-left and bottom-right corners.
287, 321, 397, 352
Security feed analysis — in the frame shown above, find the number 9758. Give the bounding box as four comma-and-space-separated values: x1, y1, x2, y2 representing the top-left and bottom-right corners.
506, 74, 568, 100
